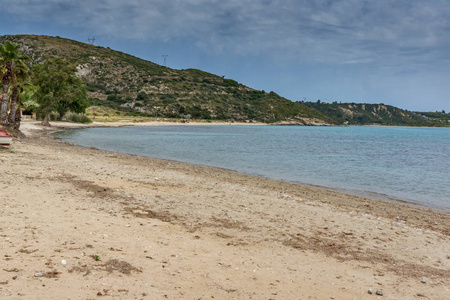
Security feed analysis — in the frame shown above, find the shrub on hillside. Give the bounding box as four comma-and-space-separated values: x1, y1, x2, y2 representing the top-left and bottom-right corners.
65, 113, 93, 123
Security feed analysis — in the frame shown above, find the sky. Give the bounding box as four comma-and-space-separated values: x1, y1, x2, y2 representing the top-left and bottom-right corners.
1, 0, 449, 112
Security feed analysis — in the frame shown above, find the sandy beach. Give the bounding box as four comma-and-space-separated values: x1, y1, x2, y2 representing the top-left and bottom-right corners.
1, 121, 449, 299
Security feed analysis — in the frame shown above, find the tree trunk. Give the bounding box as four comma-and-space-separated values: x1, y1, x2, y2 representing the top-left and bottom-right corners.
8, 86, 18, 125
14, 107, 21, 130
0, 74, 10, 125
41, 113, 51, 126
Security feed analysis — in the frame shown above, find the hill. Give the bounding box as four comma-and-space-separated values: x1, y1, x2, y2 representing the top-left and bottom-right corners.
0, 34, 330, 124
1, 34, 448, 127
415, 111, 450, 123
301, 101, 450, 127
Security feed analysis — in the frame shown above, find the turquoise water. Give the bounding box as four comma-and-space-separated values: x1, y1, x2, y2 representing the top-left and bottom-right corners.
55, 125, 450, 210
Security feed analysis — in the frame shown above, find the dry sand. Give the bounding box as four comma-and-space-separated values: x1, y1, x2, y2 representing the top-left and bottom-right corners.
0, 121, 449, 299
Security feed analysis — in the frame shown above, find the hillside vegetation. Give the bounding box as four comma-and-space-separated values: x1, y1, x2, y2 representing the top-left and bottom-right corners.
302, 102, 450, 127
0, 35, 330, 124
1, 34, 448, 126
415, 111, 450, 123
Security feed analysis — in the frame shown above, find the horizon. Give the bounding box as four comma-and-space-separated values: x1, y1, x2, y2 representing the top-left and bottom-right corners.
1, 1, 449, 112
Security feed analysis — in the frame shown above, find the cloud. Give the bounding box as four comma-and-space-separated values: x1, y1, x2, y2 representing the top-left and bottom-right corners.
2, 0, 450, 69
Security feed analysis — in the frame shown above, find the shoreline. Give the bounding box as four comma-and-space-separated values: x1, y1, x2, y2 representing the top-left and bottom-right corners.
1, 121, 448, 299
45, 120, 449, 213
54, 138, 450, 215
9, 123, 450, 233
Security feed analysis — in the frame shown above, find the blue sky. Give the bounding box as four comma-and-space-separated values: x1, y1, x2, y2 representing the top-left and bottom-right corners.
1, 0, 449, 112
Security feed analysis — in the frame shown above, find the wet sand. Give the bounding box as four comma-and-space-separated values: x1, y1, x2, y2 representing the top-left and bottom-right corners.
0, 121, 448, 299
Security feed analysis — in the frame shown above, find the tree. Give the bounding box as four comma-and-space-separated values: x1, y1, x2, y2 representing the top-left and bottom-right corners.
136, 91, 149, 101
32, 58, 88, 125
0, 41, 30, 128
54, 86, 89, 121
1, 42, 19, 125
13, 82, 37, 130
8, 56, 30, 126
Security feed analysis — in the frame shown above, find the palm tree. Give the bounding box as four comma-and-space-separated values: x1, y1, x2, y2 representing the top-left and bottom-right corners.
8, 57, 30, 126
0, 41, 29, 126
1, 42, 19, 125
13, 83, 37, 130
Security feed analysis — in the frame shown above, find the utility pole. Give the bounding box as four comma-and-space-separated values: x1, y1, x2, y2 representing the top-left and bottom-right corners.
87, 36, 95, 55
162, 54, 168, 67
87, 36, 96, 46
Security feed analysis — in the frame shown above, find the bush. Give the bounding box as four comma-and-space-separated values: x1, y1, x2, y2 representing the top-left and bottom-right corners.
65, 113, 93, 123
107, 94, 118, 100
136, 91, 149, 101
223, 79, 239, 87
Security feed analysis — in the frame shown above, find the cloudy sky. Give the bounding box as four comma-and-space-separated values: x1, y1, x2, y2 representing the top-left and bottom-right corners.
1, 0, 449, 111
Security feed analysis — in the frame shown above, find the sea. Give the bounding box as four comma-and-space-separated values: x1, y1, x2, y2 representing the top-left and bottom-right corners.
55, 125, 450, 211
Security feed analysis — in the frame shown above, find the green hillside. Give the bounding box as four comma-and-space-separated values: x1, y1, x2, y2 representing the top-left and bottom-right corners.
0, 34, 330, 124
301, 102, 450, 127
1, 34, 447, 126
415, 111, 450, 123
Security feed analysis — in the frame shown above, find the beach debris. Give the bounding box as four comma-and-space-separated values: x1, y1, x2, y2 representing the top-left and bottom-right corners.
376, 289, 383, 296
3, 268, 19, 273
34, 272, 44, 277
368, 288, 373, 294
61, 259, 67, 266
421, 278, 426, 283
395, 215, 408, 221
416, 293, 427, 297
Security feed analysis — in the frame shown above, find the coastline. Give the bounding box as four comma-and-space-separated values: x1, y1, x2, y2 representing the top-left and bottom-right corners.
48, 121, 449, 213
22, 120, 450, 216
1, 121, 449, 299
